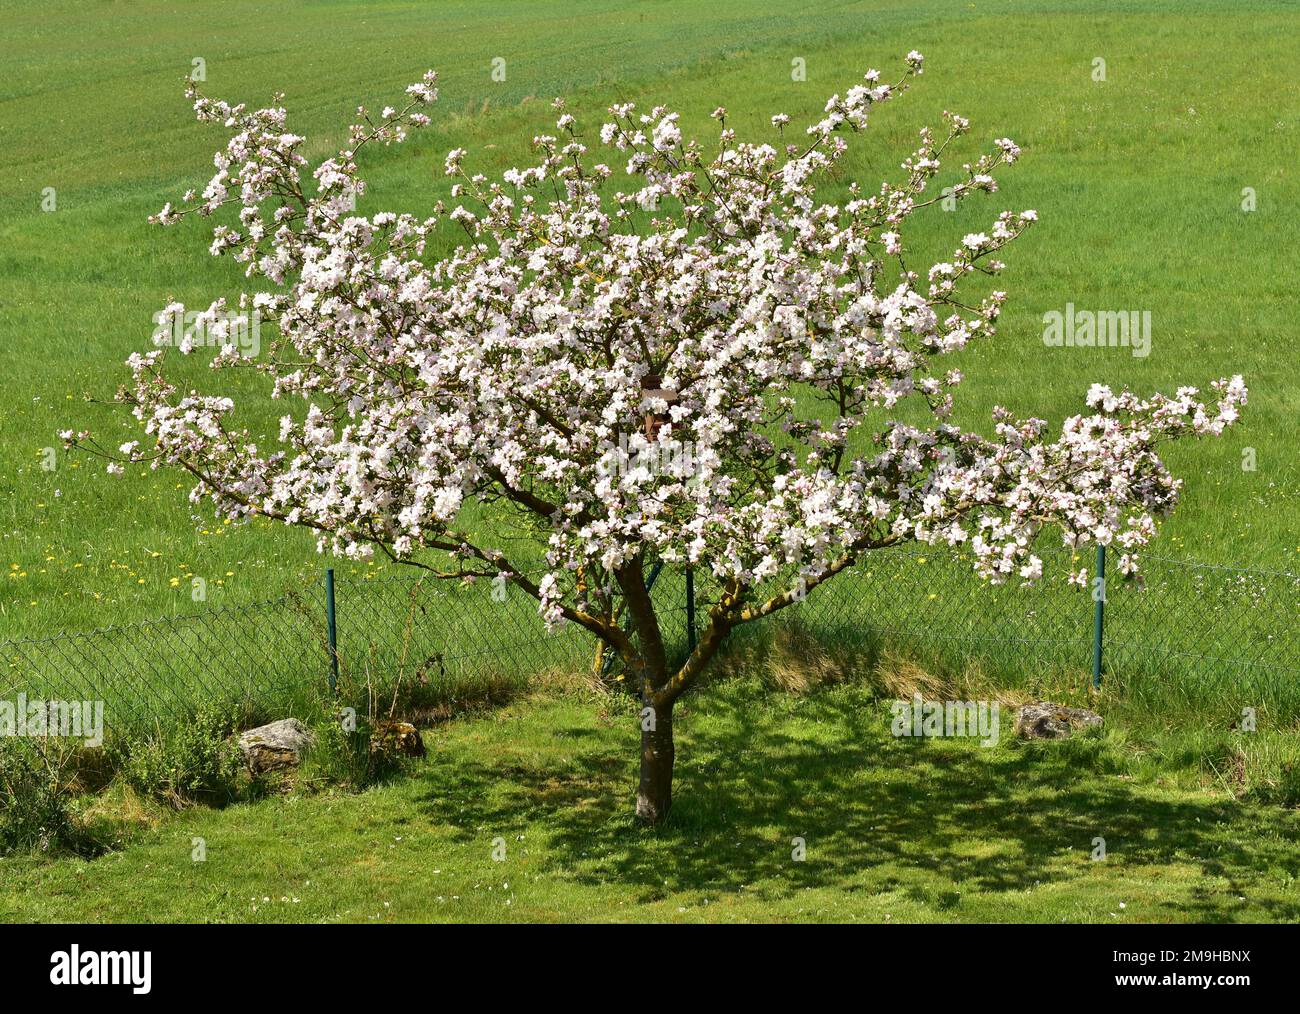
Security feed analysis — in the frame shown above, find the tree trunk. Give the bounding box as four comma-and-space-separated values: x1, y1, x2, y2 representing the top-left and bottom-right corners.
615, 559, 676, 824
636, 701, 674, 825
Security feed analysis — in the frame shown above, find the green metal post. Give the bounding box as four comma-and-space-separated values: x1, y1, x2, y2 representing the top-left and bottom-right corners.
685, 566, 696, 654
1091, 544, 1105, 689
325, 568, 340, 694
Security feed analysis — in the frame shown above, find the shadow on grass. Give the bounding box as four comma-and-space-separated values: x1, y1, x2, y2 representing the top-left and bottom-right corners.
413, 684, 1300, 921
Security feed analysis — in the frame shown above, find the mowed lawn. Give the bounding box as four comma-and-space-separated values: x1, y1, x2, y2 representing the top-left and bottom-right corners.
3, 679, 1299, 923
1, 0, 1298, 643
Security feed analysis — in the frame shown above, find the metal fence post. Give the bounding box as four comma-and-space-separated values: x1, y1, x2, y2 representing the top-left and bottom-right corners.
685, 566, 696, 654
1091, 544, 1105, 689
325, 568, 340, 694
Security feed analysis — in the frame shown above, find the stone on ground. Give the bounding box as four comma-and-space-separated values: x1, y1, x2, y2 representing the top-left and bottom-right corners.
238, 718, 315, 773
1015, 701, 1103, 740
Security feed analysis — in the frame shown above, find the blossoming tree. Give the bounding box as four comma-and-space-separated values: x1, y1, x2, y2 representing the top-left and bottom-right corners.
68, 54, 1245, 823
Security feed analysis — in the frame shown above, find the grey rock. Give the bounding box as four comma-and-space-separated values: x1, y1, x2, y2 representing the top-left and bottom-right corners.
238, 718, 315, 773
1015, 701, 1103, 740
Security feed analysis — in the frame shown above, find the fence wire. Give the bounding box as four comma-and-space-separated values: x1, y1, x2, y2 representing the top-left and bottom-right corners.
1, 547, 1297, 734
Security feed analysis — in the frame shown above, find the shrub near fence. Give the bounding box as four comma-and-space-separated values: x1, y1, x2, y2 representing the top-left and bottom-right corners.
1, 548, 1297, 735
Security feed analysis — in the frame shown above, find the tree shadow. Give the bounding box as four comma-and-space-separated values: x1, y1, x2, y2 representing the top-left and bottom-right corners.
412, 686, 1300, 920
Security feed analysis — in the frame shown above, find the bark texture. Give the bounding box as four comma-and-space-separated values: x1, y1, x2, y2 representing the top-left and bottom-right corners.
636, 702, 674, 824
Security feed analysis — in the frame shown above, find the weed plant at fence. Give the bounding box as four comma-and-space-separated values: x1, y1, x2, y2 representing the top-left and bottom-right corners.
1, 548, 1297, 735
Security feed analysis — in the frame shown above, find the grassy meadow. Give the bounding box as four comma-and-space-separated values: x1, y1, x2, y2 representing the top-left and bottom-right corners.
1, 1, 1298, 922
4, 676, 1300, 923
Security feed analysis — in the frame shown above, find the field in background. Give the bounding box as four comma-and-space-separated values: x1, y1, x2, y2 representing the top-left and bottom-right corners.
1, 0, 1297, 646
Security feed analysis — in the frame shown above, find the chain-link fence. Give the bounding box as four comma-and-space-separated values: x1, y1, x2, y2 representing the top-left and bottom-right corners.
2, 547, 1297, 734
754, 548, 1300, 719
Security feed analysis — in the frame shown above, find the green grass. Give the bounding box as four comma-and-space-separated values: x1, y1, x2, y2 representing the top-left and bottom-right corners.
3, 678, 1299, 922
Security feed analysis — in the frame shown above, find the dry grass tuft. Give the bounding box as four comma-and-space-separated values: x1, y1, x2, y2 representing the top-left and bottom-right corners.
79, 781, 166, 832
